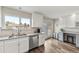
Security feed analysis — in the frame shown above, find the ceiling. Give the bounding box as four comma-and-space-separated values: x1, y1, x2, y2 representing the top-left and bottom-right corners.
6, 6, 79, 18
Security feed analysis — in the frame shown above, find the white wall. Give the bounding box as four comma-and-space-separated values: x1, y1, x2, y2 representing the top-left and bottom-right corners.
64, 14, 76, 28
3, 7, 32, 18
0, 7, 32, 29
55, 14, 76, 33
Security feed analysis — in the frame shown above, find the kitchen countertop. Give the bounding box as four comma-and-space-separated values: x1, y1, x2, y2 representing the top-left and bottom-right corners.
63, 31, 79, 34
63, 28, 79, 34
0, 32, 45, 41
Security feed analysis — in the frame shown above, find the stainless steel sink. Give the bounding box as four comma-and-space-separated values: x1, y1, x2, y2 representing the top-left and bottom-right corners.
8, 36, 18, 39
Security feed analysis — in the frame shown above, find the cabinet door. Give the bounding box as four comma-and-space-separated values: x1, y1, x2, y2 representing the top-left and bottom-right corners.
39, 34, 46, 46
0, 41, 4, 53
58, 32, 63, 42
19, 37, 29, 53
76, 34, 79, 47
5, 39, 18, 53
32, 13, 43, 27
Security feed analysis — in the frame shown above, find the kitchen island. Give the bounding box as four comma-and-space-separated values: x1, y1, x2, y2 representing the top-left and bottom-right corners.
58, 28, 79, 48
0, 32, 46, 53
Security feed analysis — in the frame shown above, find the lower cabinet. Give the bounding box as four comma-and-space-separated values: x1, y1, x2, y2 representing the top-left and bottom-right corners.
19, 37, 29, 53
76, 34, 79, 47
48, 32, 52, 38
39, 33, 46, 46
4, 39, 18, 53
4, 37, 29, 53
58, 32, 63, 42
0, 41, 4, 53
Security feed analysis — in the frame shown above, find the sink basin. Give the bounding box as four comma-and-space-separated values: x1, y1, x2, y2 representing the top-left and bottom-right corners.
8, 35, 18, 39
8, 34, 27, 39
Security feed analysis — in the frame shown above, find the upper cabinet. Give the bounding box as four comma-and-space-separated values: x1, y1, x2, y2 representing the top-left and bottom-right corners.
76, 14, 79, 21
32, 12, 43, 27
0, 7, 2, 27
75, 14, 79, 27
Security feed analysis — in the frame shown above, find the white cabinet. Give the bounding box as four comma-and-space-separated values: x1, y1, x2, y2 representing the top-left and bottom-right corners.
76, 34, 79, 47
32, 13, 43, 27
39, 33, 46, 46
0, 6, 2, 27
0, 36, 29, 53
58, 32, 63, 42
19, 37, 29, 53
4, 39, 18, 53
48, 32, 52, 38
0, 41, 4, 53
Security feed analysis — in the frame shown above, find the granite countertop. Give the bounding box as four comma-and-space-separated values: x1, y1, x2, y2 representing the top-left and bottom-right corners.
63, 29, 79, 34
0, 32, 45, 41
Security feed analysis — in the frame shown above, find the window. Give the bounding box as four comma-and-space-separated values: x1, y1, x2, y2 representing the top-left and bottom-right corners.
21, 18, 31, 26
5, 16, 31, 29
5, 16, 19, 29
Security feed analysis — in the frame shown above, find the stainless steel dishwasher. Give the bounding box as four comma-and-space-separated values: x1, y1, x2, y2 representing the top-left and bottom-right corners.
29, 35, 39, 50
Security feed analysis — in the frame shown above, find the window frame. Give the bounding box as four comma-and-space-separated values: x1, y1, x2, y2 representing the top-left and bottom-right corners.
20, 17, 31, 26
4, 15, 32, 29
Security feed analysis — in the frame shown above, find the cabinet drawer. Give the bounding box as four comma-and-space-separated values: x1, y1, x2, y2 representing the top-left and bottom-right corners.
5, 39, 18, 47
0, 41, 4, 47
0, 46, 4, 53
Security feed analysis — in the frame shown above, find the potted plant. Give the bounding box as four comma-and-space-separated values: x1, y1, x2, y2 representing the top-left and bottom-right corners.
60, 28, 64, 32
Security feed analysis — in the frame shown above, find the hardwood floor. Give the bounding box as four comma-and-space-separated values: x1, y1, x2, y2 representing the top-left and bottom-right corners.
29, 38, 79, 53
28, 45, 44, 53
